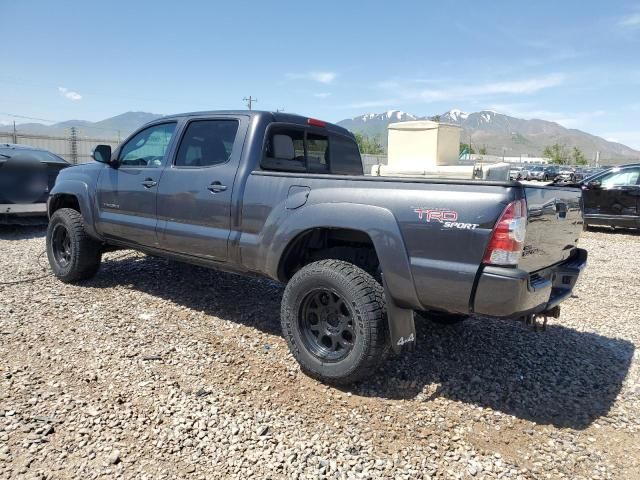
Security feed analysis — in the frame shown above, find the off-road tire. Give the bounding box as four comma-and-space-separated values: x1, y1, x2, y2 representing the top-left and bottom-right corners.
281, 260, 388, 384
47, 208, 102, 283
311, 246, 380, 279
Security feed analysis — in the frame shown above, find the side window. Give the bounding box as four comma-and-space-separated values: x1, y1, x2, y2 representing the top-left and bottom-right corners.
175, 120, 239, 167
306, 133, 329, 173
261, 127, 332, 173
262, 128, 306, 172
600, 168, 640, 188
119, 123, 176, 167
330, 135, 363, 175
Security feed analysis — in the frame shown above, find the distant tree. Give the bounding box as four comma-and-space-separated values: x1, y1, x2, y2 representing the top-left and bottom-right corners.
571, 146, 588, 165
478, 145, 488, 155
543, 143, 570, 165
459, 143, 475, 155
430, 115, 441, 122
354, 132, 385, 155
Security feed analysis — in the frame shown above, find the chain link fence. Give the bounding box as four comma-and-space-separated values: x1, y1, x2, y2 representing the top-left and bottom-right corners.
0, 130, 120, 164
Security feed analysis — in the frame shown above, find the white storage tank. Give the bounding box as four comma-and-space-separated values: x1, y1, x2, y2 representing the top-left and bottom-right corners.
387, 120, 462, 169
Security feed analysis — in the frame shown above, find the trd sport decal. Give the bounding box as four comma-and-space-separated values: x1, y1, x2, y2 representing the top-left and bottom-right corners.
413, 207, 479, 230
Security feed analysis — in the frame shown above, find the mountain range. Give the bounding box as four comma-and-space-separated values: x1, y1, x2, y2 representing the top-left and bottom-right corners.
3, 109, 638, 163
1, 112, 164, 139
337, 110, 640, 163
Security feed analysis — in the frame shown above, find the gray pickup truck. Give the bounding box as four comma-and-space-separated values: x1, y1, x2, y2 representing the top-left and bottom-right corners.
46, 111, 587, 384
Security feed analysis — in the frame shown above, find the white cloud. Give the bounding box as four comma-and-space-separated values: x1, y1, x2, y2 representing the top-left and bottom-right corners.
412, 74, 565, 102
58, 86, 82, 101
345, 74, 565, 111
287, 71, 337, 84
487, 102, 605, 128
619, 13, 640, 27
313, 92, 331, 98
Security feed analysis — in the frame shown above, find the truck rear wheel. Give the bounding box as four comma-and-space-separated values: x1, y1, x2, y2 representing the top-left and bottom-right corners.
47, 208, 102, 283
281, 260, 388, 384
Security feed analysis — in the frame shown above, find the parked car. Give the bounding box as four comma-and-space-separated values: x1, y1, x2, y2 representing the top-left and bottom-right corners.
530, 165, 560, 182
573, 167, 592, 182
580, 164, 640, 229
45, 111, 588, 384
557, 167, 576, 182
0, 144, 70, 224
509, 166, 532, 181
509, 166, 524, 180
527, 165, 546, 181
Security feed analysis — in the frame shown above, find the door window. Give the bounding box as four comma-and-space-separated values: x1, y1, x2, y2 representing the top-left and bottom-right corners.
119, 123, 176, 167
175, 120, 239, 167
600, 167, 640, 188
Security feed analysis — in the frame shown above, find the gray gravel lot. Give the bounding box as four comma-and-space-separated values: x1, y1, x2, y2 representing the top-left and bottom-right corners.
1, 226, 639, 479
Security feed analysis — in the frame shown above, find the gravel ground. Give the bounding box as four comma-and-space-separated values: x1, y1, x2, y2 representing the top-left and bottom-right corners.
1, 226, 639, 479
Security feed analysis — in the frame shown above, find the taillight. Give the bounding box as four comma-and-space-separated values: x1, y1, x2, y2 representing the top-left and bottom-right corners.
307, 118, 327, 127
483, 199, 527, 266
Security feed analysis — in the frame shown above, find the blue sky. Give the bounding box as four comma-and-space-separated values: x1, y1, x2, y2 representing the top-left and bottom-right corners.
2, 0, 640, 148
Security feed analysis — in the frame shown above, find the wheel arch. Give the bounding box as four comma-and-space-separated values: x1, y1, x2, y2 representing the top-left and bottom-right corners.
48, 180, 99, 239
266, 202, 421, 310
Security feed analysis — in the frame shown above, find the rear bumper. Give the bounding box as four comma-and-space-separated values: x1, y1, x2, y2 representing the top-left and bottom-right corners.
0, 203, 47, 215
472, 248, 588, 318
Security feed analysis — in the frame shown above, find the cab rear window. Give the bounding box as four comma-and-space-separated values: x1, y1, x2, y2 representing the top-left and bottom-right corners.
261, 125, 362, 175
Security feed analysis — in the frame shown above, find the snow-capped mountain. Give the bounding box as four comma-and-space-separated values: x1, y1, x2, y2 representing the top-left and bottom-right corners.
337, 109, 640, 162
439, 108, 469, 123
337, 111, 419, 146
351, 110, 418, 123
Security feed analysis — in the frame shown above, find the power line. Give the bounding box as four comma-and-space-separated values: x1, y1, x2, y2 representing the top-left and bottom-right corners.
0, 111, 121, 135
0, 112, 59, 124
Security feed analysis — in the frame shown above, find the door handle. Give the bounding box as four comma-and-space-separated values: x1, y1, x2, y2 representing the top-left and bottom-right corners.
141, 178, 157, 188
208, 182, 227, 193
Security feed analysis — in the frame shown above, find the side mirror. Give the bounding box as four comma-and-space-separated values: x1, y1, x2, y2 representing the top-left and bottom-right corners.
92, 145, 112, 164
587, 179, 601, 189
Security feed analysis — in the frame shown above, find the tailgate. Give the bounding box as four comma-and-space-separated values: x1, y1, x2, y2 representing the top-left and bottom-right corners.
520, 185, 583, 272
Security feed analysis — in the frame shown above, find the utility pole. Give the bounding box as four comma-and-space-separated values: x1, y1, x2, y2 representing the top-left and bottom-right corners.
12, 121, 17, 144
70, 126, 78, 164
243, 96, 257, 110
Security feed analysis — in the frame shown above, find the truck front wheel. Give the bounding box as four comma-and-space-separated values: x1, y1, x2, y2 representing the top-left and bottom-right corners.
281, 260, 388, 384
46, 208, 102, 283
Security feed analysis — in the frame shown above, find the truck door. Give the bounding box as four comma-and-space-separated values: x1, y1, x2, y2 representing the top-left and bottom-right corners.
583, 166, 640, 228
95, 122, 177, 246
155, 116, 248, 261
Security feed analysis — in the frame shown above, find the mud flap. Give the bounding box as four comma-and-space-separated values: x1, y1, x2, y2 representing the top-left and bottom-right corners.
382, 274, 416, 354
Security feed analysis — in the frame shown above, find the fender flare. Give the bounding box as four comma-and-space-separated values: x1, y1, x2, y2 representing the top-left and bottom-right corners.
48, 180, 100, 239
262, 202, 419, 353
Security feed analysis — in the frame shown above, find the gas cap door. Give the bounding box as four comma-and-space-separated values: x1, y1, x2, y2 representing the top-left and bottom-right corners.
286, 185, 311, 209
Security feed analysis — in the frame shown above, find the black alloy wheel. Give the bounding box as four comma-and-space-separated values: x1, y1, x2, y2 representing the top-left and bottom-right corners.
299, 288, 355, 361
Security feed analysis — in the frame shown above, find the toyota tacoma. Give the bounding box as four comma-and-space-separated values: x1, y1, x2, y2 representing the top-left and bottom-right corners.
46, 111, 587, 384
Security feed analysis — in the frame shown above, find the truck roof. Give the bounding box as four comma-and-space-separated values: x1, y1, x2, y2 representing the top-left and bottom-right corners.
159, 110, 355, 138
